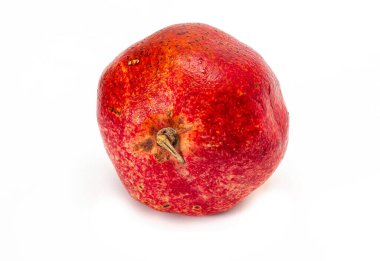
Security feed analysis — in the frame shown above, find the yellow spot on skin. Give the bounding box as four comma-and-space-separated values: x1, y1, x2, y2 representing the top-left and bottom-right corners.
204, 143, 220, 148
128, 58, 140, 66
201, 194, 209, 200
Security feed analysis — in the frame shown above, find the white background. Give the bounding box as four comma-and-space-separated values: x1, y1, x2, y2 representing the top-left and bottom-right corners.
1, 0, 379, 260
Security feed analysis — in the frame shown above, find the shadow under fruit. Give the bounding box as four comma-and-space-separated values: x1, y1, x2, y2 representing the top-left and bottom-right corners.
97, 23, 289, 216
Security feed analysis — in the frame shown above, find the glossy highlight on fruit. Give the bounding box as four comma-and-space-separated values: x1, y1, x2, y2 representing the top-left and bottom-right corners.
97, 23, 289, 216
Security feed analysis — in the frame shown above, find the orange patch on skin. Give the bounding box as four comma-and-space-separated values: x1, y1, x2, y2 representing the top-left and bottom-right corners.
120, 63, 128, 73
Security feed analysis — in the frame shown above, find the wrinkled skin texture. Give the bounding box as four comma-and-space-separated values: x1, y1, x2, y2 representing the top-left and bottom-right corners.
97, 23, 288, 216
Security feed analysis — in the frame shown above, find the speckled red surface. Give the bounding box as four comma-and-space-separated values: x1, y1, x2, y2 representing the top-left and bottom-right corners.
97, 23, 289, 216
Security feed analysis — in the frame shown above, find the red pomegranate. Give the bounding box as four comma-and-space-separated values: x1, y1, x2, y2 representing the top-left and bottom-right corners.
97, 23, 289, 216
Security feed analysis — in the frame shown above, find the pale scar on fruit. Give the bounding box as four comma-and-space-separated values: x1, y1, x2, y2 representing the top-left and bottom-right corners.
127, 58, 140, 66
126, 112, 203, 163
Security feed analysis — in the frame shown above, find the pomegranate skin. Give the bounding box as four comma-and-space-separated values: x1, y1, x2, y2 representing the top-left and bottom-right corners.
97, 23, 288, 216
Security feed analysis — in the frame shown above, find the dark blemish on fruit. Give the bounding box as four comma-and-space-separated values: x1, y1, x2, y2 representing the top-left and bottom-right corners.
154, 150, 170, 163
128, 58, 140, 66
137, 184, 144, 191
166, 110, 173, 117
153, 151, 164, 162
192, 205, 201, 211
177, 30, 188, 35
109, 107, 121, 116
162, 203, 171, 208
140, 138, 154, 152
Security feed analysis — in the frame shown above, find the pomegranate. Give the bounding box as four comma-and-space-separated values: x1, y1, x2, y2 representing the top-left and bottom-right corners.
97, 23, 289, 216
